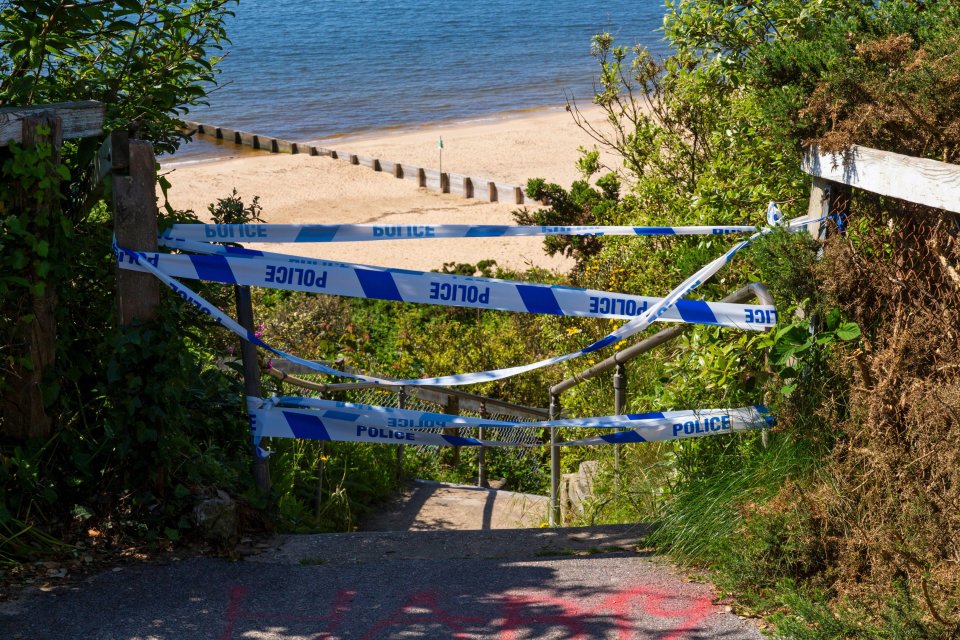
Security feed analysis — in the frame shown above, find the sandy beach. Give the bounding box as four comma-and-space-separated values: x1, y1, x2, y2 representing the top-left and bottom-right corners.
160, 106, 617, 272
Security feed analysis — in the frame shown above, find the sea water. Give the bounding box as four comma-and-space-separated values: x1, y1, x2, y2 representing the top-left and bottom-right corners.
173, 0, 668, 161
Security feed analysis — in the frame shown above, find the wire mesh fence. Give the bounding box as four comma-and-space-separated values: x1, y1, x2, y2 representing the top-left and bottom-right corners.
267, 371, 545, 452
810, 190, 960, 619
343, 385, 544, 452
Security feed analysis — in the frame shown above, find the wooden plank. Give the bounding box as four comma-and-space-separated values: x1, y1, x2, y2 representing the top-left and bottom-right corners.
217, 126, 238, 143
422, 168, 441, 190
236, 130, 256, 147
401, 164, 421, 181
494, 183, 514, 200
806, 177, 830, 241
253, 135, 277, 152
379, 159, 397, 175
447, 173, 466, 196
356, 154, 377, 169
803, 144, 960, 214
274, 139, 295, 153
0, 101, 104, 146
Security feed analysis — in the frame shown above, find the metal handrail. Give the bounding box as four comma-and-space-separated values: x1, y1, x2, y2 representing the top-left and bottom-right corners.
546, 282, 775, 525
551, 282, 774, 396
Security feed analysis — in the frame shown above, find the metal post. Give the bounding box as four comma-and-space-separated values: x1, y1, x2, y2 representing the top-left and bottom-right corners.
613, 363, 627, 485
444, 394, 461, 468
549, 393, 561, 527
235, 284, 270, 494
396, 386, 407, 482
478, 400, 488, 488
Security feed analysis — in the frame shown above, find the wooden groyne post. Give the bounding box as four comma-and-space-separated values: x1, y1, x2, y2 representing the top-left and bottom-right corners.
183, 120, 535, 206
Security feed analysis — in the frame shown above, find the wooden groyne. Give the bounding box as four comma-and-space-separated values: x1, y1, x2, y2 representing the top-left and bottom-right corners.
182, 121, 531, 205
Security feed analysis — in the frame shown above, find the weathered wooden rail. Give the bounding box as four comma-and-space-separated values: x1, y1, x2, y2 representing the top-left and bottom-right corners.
803, 144, 960, 240
182, 121, 531, 205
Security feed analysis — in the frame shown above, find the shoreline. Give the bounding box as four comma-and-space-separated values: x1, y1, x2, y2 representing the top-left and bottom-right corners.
159, 105, 617, 273
163, 102, 595, 170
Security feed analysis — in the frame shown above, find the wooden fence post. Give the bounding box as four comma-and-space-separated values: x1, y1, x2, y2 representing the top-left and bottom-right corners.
488, 181, 497, 202
0, 115, 63, 440
235, 284, 271, 495
113, 134, 160, 324
807, 176, 851, 241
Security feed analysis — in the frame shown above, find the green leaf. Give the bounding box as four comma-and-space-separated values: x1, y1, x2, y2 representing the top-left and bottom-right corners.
824, 308, 842, 331
835, 322, 861, 341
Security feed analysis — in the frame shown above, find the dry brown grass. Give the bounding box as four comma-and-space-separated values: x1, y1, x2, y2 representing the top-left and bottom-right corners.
809, 198, 960, 626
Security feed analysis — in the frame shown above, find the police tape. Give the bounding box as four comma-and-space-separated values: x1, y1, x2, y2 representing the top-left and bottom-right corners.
117, 246, 777, 330
248, 399, 772, 448
267, 396, 773, 432
161, 222, 760, 244
114, 210, 820, 388
249, 403, 501, 448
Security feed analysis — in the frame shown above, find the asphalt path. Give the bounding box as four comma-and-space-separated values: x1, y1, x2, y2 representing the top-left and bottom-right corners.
1, 525, 762, 639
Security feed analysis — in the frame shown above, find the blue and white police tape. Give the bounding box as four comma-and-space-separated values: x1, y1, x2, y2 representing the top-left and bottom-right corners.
558, 406, 773, 445
250, 403, 510, 448
119, 231, 736, 387
249, 400, 772, 448
267, 396, 773, 432
160, 223, 760, 244
113, 242, 397, 386
766, 202, 784, 226
118, 246, 778, 330
115, 211, 820, 387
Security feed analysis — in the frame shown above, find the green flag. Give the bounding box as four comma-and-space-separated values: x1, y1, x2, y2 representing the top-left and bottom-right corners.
437, 137, 444, 150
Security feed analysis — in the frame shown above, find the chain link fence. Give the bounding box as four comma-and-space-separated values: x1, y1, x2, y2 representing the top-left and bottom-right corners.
266, 368, 547, 487
813, 191, 960, 623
